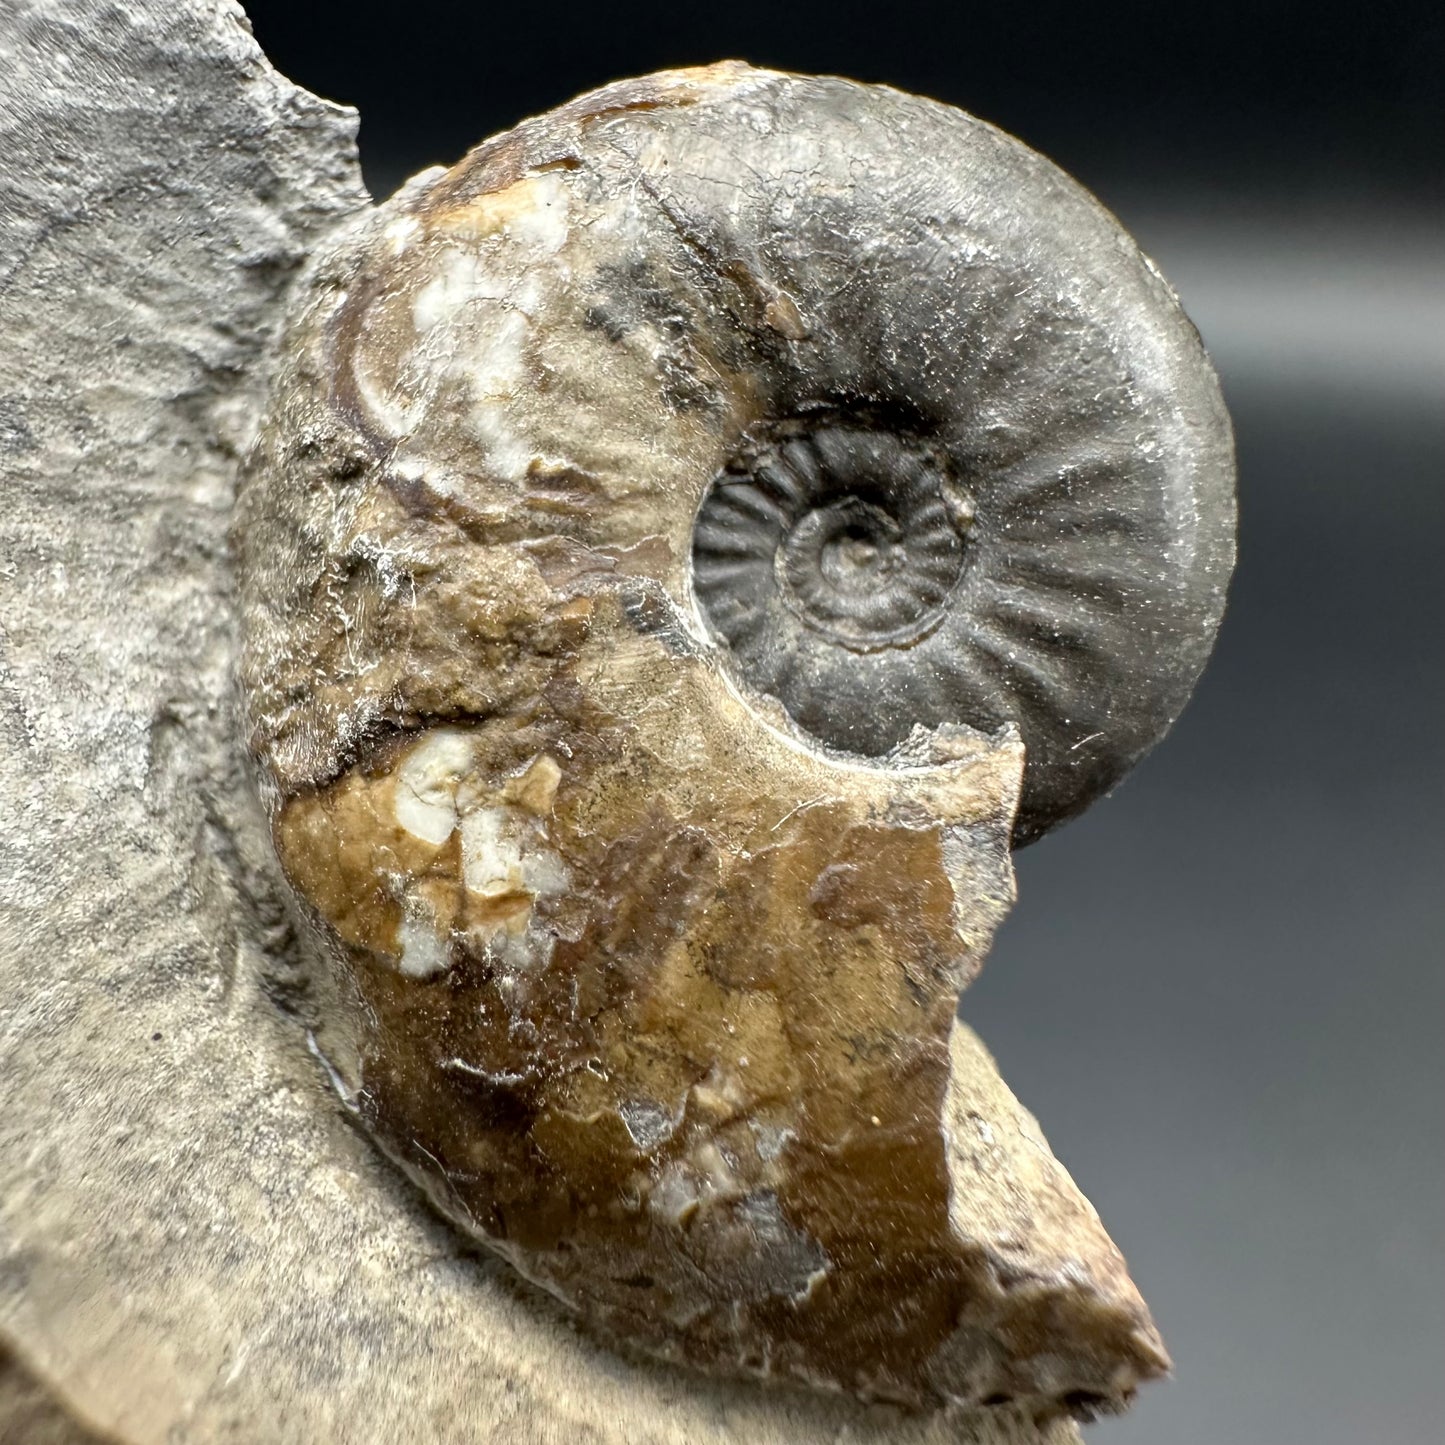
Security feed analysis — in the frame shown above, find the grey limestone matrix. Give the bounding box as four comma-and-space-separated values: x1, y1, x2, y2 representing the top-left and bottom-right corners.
1, 15, 1233, 1444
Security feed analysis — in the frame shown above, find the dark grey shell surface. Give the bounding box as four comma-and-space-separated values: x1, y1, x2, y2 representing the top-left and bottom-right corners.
660, 78, 1237, 842
242, 65, 1235, 845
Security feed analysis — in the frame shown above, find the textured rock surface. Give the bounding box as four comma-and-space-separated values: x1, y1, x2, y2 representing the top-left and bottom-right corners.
235, 63, 1178, 1417
0, 5, 1164, 1440
0, 1344, 111, 1445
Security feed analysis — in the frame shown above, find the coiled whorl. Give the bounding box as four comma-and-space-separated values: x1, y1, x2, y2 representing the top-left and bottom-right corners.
235, 61, 1230, 1415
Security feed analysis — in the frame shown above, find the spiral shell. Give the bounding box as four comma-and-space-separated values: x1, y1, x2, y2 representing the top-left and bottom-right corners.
236, 63, 1230, 1414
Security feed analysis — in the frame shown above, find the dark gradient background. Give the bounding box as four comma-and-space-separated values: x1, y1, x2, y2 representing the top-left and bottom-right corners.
242, 5, 1444, 1440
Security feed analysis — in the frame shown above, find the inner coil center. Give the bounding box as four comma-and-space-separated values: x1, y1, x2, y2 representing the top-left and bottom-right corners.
692, 421, 972, 657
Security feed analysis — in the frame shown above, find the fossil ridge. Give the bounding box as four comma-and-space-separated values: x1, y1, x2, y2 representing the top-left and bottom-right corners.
234, 62, 1205, 1417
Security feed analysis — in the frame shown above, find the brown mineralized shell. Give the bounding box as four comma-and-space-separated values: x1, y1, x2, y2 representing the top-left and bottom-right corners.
235, 61, 1229, 1417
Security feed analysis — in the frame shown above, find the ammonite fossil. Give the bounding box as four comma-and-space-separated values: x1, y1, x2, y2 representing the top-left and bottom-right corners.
235, 63, 1234, 1417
